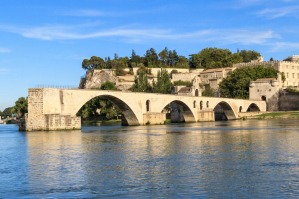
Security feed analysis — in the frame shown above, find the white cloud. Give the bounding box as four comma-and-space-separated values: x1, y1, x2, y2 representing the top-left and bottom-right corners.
0, 23, 277, 46
59, 9, 112, 17
256, 6, 299, 19
0, 48, 10, 53
266, 41, 299, 52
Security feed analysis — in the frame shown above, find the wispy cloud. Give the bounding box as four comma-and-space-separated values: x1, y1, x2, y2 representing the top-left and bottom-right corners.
0, 47, 10, 53
59, 9, 113, 17
256, 6, 299, 19
0, 23, 277, 46
266, 41, 299, 52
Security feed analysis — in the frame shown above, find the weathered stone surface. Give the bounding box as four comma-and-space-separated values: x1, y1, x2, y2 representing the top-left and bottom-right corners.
24, 88, 266, 131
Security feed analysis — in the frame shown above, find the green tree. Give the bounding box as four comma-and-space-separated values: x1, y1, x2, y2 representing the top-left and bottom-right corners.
219, 66, 278, 99
153, 69, 173, 94
202, 85, 215, 97
100, 81, 118, 90
238, 50, 261, 63
131, 70, 152, 92
82, 56, 106, 70
12, 97, 28, 118
144, 48, 158, 67
3, 107, 13, 117
130, 49, 141, 67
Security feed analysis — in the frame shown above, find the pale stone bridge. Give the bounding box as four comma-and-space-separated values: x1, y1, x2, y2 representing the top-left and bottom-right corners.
25, 88, 266, 131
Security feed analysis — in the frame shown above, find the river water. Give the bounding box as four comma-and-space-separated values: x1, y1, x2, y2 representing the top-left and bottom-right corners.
1, 119, 299, 198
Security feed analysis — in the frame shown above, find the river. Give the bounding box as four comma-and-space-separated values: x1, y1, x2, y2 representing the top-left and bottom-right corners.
1, 119, 299, 198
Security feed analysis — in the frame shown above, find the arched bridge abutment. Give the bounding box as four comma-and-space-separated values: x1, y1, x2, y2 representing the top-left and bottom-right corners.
24, 88, 266, 131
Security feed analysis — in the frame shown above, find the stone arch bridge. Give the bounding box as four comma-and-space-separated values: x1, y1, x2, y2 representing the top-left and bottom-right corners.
25, 88, 266, 131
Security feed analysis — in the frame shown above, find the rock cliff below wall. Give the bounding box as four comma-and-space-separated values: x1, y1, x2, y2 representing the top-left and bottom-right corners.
79, 70, 117, 89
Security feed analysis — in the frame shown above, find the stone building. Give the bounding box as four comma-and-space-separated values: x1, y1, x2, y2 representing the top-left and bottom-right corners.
199, 67, 235, 90
249, 78, 281, 111
234, 55, 299, 88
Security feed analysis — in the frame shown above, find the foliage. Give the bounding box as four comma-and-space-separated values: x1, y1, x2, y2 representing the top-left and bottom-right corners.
12, 97, 28, 118
82, 47, 262, 71
281, 72, 286, 82
219, 66, 278, 99
82, 56, 106, 70
2, 107, 13, 117
238, 50, 261, 63
285, 87, 299, 93
131, 70, 152, 92
152, 69, 173, 94
189, 48, 261, 69
100, 81, 118, 90
202, 84, 215, 97
115, 68, 127, 76
173, 80, 192, 87
77, 97, 121, 120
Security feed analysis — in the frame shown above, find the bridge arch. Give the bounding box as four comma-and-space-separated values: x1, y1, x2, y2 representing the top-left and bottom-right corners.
160, 100, 196, 123
76, 94, 140, 126
213, 101, 237, 121
246, 103, 261, 112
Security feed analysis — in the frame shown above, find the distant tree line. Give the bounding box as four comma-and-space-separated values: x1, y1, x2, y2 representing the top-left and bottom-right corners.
0, 97, 28, 119
82, 47, 261, 71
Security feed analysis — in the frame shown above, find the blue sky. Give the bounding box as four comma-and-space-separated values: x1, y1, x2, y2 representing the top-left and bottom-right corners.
0, 0, 299, 110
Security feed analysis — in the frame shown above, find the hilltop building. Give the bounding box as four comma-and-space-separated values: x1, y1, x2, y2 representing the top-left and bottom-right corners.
199, 67, 235, 90
234, 55, 299, 88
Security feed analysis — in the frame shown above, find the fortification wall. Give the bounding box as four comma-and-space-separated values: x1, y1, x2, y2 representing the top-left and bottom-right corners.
279, 92, 299, 111
172, 73, 196, 82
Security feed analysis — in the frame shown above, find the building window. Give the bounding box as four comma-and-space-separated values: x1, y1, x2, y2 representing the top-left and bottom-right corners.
206, 101, 209, 108
193, 100, 196, 108
286, 65, 288, 69
287, 73, 289, 78
297, 73, 299, 78
293, 73, 295, 78
200, 101, 203, 110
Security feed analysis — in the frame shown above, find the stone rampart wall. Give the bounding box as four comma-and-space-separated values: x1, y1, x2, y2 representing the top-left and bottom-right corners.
279, 92, 299, 111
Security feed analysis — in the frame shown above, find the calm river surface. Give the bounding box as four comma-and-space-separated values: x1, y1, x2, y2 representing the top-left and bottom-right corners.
1, 119, 299, 198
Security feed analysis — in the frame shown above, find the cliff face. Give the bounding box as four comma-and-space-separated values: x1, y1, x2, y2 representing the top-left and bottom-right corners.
80, 70, 117, 89
79, 69, 134, 91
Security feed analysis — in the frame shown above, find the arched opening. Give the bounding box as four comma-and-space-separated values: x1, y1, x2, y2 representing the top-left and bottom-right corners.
161, 100, 196, 123
193, 100, 196, 108
206, 101, 209, 108
239, 106, 242, 112
246, 103, 261, 112
195, 89, 199, 96
200, 101, 203, 110
146, 100, 150, 112
213, 101, 236, 121
261, 96, 266, 101
76, 95, 140, 126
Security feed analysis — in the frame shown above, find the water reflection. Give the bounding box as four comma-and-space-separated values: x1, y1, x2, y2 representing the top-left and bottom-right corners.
19, 119, 299, 198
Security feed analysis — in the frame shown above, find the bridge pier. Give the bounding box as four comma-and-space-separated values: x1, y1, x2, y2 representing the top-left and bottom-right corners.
196, 110, 215, 122
25, 88, 81, 131
143, 112, 166, 125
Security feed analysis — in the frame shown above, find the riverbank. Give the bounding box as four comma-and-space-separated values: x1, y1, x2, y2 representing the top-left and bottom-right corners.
246, 111, 299, 120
